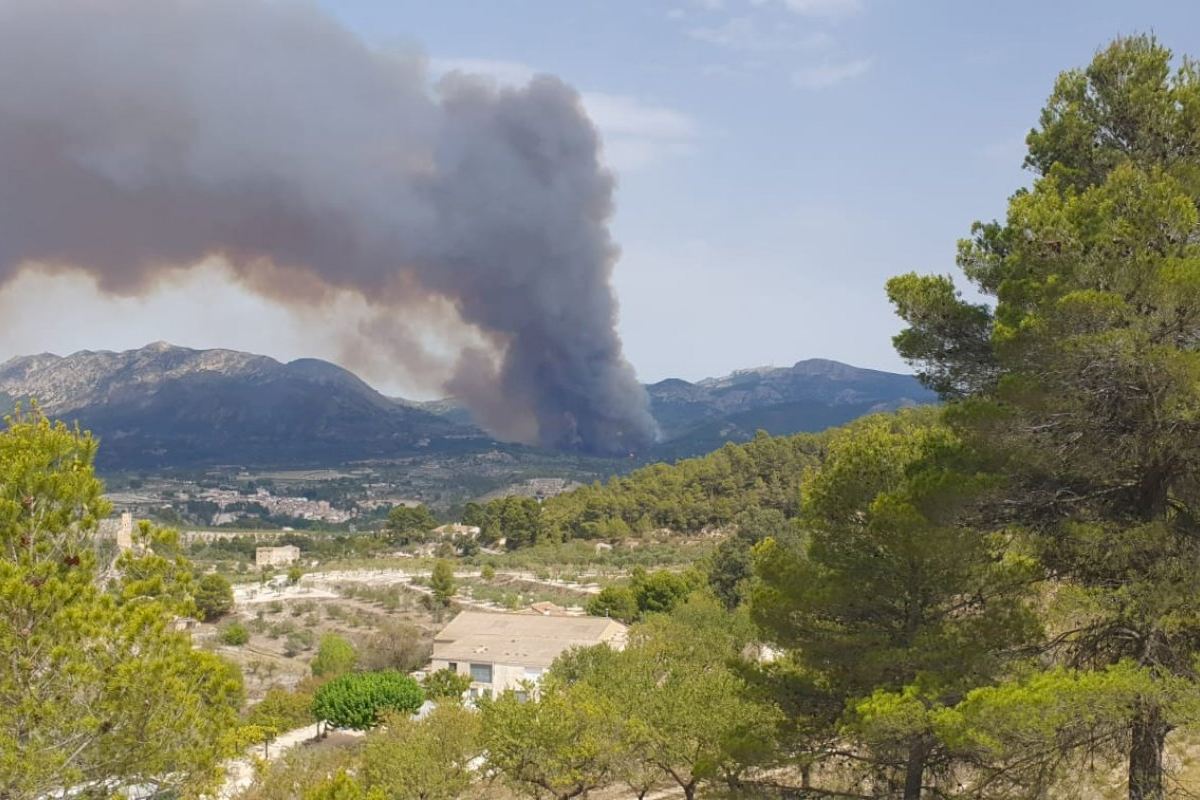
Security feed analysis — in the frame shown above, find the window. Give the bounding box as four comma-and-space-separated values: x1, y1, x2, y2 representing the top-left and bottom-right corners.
469, 662, 493, 684
448, 662, 458, 672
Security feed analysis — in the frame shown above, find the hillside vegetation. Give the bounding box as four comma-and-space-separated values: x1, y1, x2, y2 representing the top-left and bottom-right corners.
469, 427, 831, 546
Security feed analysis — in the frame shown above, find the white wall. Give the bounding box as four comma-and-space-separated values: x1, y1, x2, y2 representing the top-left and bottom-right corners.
429, 658, 546, 698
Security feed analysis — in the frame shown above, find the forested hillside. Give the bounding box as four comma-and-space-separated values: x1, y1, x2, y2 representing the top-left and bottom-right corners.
469, 426, 834, 545
542, 426, 826, 537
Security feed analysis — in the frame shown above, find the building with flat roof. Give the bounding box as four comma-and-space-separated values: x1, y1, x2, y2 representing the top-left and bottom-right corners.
255, 544, 300, 568
430, 610, 627, 699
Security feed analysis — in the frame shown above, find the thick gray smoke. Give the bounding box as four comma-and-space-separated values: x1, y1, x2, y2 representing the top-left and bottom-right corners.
0, 0, 657, 454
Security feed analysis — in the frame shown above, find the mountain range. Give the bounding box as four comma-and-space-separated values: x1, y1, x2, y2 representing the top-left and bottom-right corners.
0, 343, 936, 469
0, 342, 482, 468
644, 359, 937, 459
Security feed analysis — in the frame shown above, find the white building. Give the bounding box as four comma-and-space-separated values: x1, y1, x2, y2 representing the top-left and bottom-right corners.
429, 611, 627, 699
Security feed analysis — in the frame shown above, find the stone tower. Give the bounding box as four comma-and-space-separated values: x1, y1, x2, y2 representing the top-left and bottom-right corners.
116, 511, 134, 551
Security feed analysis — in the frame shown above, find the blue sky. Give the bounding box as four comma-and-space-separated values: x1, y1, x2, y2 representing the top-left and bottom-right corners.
4, 0, 1199, 392
309, 0, 1200, 381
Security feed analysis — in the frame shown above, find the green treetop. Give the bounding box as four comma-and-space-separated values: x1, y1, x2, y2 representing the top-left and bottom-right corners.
311, 671, 424, 731
422, 667, 471, 701
429, 558, 456, 608
551, 597, 780, 800
386, 504, 437, 545
362, 704, 481, 800
194, 572, 235, 621
479, 679, 622, 800
311, 632, 358, 678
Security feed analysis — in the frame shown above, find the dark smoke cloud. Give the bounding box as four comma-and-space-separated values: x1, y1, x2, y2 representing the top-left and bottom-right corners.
0, 0, 657, 454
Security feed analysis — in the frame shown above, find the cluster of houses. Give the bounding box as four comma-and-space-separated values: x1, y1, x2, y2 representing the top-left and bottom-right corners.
197, 486, 355, 524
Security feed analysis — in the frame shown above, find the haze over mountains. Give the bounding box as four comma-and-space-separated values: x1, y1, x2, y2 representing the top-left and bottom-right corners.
0, 343, 935, 469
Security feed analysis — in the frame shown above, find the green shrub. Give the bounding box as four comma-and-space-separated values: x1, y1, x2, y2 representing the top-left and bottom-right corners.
268, 620, 296, 639
219, 622, 250, 646
312, 671, 424, 730
633, 569, 695, 615
586, 586, 638, 623
430, 559, 457, 608
357, 621, 431, 672
311, 633, 357, 677
194, 573, 235, 621
245, 684, 316, 733
284, 630, 315, 657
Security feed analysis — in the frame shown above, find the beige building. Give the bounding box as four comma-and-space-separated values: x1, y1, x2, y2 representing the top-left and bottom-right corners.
430, 611, 627, 699
255, 544, 301, 568
98, 512, 135, 551
116, 512, 134, 550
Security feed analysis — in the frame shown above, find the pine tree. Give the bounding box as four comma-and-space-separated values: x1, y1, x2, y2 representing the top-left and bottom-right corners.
0, 411, 244, 798
887, 36, 1200, 799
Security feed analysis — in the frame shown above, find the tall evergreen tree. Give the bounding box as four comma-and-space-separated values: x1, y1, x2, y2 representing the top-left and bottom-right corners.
751, 411, 1038, 797
888, 36, 1200, 799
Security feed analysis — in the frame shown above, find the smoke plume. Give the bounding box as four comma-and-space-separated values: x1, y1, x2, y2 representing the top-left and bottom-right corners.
0, 0, 657, 454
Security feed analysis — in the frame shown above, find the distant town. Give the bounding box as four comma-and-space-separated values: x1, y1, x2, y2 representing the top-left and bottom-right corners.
197, 487, 355, 525
101, 467, 581, 532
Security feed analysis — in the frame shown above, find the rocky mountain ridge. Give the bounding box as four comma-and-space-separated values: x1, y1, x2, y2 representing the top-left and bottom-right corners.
0, 343, 481, 468
645, 357, 937, 447
0, 344, 936, 467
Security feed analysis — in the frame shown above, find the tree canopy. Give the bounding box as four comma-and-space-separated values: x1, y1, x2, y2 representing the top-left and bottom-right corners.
194, 572, 235, 621
311, 632, 358, 678
468, 431, 823, 548
887, 34, 1200, 799
0, 412, 244, 799
311, 671, 424, 730
363, 705, 480, 800
386, 504, 437, 545
752, 411, 1039, 796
